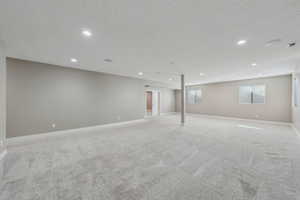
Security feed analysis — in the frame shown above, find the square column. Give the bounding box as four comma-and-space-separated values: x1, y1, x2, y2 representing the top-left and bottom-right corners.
0, 42, 6, 158
181, 74, 185, 124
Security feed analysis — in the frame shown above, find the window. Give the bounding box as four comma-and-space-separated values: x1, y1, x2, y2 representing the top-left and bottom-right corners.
239, 86, 252, 104
294, 75, 300, 107
239, 85, 265, 104
187, 87, 202, 104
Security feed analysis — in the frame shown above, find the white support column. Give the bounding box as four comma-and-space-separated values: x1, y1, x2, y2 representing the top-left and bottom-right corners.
181, 74, 185, 125
0, 42, 7, 159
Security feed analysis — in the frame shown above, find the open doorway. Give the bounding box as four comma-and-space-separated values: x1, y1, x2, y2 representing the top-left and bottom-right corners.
145, 90, 160, 117
146, 91, 152, 116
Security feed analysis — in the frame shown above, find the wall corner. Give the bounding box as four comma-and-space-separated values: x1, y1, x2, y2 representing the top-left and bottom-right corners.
0, 42, 7, 159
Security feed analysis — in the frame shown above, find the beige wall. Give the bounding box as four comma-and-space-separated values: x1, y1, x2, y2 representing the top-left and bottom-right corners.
160, 88, 176, 113
7, 58, 175, 138
176, 75, 292, 122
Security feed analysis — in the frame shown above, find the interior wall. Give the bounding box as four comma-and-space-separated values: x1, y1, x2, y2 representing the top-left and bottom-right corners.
151, 91, 159, 116
7, 58, 176, 138
0, 44, 6, 153
292, 66, 300, 130
160, 88, 176, 113
176, 75, 292, 122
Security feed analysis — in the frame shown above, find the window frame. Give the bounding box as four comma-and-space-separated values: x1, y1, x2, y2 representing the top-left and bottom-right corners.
238, 85, 253, 105
186, 87, 202, 105
294, 75, 300, 107
239, 84, 266, 105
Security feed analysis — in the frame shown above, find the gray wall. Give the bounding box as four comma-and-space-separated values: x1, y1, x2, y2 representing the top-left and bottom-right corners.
7, 58, 175, 138
0, 44, 6, 153
176, 75, 292, 122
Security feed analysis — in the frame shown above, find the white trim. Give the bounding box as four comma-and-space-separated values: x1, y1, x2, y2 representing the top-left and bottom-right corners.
176, 112, 292, 126
160, 112, 177, 116
0, 149, 7, 161
7, 119, 146, 147
144, 112, 176, 118
238, 85, 266, 105
291, 124, 300, 137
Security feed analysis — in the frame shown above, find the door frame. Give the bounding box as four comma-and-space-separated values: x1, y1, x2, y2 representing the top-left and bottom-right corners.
144, 89, 161, 117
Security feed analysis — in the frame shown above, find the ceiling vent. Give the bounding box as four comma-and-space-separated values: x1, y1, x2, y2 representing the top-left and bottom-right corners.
104, 58, 113, 63
265, 38, 281, 46
288, 42, 296, 47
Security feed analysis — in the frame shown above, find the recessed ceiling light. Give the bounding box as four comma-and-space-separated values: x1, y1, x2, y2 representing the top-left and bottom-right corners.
200, 73, 205, 76
81, 29, 92, 37
104, 58, 113, 63
237, 40, 247, 46
168, 78, 173, 81
138, 72, 143, 76
251, 63, 257, 67
70, 58, 78, 63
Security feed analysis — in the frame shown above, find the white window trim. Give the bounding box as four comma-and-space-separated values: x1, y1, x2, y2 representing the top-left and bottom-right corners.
187, 87, 202, 105
239, 84, 266, 105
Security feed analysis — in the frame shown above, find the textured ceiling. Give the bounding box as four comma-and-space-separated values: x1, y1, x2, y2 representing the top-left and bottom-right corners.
1, 0, 300, 88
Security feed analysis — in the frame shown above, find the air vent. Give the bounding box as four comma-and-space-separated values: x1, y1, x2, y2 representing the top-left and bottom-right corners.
265, 38, 281, 46
104, 58, 112, 63
288, 42, 296, 47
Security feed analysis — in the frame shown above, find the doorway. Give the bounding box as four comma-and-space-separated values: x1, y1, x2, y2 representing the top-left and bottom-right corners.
146, 91, 152, 116
145, 90, 160, 117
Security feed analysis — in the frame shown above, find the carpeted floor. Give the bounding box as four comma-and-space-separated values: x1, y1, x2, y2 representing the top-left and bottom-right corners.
1, 114, 300, 200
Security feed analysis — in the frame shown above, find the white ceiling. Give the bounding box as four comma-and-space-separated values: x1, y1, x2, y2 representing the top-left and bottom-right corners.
1, 0, 300, 88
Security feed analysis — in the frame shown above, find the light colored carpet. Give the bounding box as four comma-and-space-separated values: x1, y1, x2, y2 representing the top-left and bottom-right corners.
1, 115, 300, 200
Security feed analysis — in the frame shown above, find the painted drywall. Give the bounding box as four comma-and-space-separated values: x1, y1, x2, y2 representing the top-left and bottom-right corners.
292, 66, 300, 130
160, 88, 176, 113
7, 58, 175, 138
176, 75, 292, 122
0, 44, 6, 153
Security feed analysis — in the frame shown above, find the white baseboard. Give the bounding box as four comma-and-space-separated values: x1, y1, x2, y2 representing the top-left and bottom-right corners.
7, 119, 146, 147
160, 112, 177, 116
6, 113, 295, 147
144, 112, 177, 118
291, 124, 300, 137
0, 149, 7, 161
174, 112, 292, 126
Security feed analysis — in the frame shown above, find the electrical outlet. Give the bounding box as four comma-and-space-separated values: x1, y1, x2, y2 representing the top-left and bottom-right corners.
117, 116, 121, 120
255, 115, 259, 118
52, 123, 56, 128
